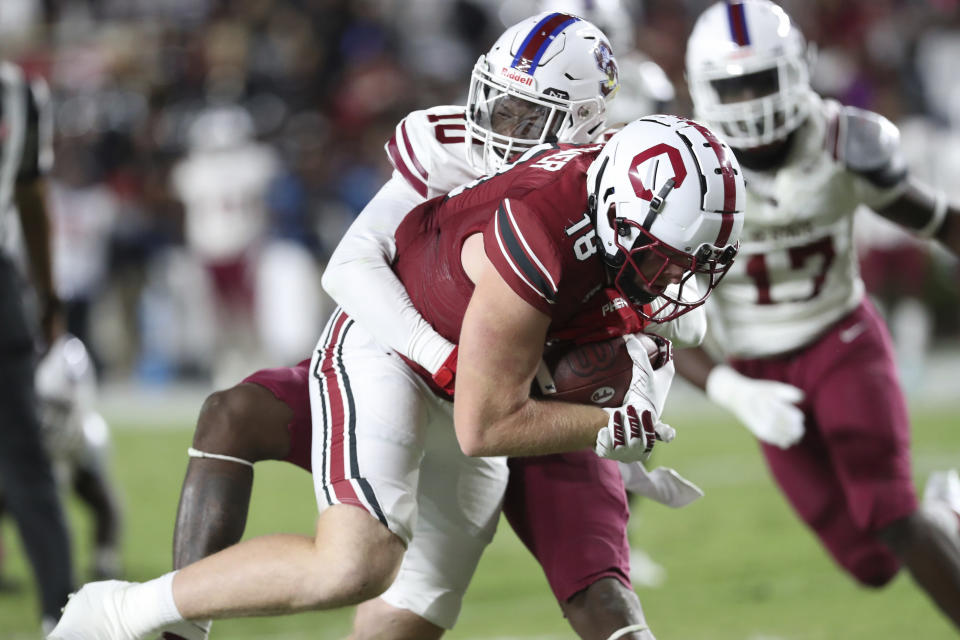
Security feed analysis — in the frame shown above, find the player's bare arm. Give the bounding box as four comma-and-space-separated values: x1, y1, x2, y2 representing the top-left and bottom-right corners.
874, 179, 960, 256
454, 234, 607, 457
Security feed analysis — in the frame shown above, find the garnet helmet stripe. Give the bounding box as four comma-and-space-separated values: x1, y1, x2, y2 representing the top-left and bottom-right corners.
685, 119, 738, 245
511, 13, 581, 74
726, 1, 751, 46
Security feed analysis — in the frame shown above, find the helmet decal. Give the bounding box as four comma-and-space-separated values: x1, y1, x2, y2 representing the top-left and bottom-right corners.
593, 41, 620, 97
628, 144, 688, 202
511, 13, 581, 74
726, 0, 751, 46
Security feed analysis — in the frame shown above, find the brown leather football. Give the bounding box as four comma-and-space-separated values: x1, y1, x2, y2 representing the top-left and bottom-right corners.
534, 335, 662, 407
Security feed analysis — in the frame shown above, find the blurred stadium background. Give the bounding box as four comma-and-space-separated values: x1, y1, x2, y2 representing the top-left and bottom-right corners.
0, 0, 959, 637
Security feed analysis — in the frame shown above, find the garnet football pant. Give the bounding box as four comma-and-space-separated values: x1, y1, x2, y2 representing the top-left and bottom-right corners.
732, 299, 916, 586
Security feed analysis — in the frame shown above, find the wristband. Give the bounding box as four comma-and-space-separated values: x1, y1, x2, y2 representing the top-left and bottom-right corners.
432, 346, 458, 397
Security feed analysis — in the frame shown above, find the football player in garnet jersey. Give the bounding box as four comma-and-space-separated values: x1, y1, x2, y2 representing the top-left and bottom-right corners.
51, 117, 745, 640
675, 0, 960, 631
156, 14, 702, 640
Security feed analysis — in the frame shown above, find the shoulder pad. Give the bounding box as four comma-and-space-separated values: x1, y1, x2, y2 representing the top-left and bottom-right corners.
385, 109, 432, 198
837, 106, 907, 188
384, 105, 469, 198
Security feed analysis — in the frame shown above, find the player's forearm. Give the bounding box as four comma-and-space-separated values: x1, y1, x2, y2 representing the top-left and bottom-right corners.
322, 178, 454, 371
455, 396, 606, 457
878, 179, 960, 256
324, 249, 453, 370
936, 205, 960, 257
672, 345, 719, 392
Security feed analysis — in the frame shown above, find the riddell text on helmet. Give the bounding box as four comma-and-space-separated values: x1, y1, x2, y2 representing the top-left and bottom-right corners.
499, 66, 534, 86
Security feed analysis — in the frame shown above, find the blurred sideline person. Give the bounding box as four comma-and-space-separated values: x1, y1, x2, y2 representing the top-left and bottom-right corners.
159, 14, 702, 640
0, 59, 75, 633
169, 105, 322, 386
533, 0, 677, 588
35, 334, 123, 580
51, 116, 745, 640
675, 0, 960, 630
1, 335, 122, 583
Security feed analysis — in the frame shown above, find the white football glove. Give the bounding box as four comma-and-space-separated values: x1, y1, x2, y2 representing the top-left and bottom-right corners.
705, 365, 805, 449
595, 404, 675, 463
594, 334, 677, 463
623, 333, 675, 417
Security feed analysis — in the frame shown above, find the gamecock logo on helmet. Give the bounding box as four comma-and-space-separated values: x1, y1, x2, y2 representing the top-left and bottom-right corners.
628, 144, 687, 201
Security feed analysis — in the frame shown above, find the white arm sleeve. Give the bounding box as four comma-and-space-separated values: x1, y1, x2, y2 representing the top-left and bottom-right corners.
646, 280, 707, 349
321, 173, 455, 372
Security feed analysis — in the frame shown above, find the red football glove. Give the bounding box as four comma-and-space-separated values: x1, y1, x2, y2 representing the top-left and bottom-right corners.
432, 346, 458, 397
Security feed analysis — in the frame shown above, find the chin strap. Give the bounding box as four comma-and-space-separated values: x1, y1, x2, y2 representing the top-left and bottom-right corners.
606, 624, 651, 640
187, 447, 254, 468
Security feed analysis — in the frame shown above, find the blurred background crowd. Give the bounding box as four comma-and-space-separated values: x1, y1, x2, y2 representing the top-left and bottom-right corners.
1, 0, 958, 390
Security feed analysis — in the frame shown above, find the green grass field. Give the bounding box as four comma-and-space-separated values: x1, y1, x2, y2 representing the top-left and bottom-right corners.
2, 397, 958, 639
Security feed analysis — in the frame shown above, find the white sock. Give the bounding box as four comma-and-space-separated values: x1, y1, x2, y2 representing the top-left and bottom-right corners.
120, 572, 186, 637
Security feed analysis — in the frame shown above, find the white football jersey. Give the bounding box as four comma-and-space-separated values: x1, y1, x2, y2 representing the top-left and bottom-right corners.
171, 142, 279, 262
385, 105, 478, 198
707, 95, 907, 358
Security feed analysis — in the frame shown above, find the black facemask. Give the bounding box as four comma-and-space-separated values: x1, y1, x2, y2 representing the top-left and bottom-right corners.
732, 128, 799, 171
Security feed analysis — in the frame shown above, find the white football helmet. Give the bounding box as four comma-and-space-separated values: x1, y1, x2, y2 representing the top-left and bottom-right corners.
533, 0, 675, 123
466, 12, 619, 173
187, 105, 255, 152
685, 0, 814, 148
587, 115, 745, 323
533, 0, 635, 53
35, 334, 98, 460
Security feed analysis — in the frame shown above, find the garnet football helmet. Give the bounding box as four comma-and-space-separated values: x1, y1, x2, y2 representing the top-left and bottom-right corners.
587, 115, 745, 323
685, 0, 814, 148
466, 12, 619, 173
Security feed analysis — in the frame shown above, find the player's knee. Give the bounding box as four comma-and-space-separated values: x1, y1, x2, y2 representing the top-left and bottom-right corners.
193, 385, 290, 462
839, 544, 900, 588
352, 598, 445, 640
295, 553, 398, 610
562, 576, 644, 638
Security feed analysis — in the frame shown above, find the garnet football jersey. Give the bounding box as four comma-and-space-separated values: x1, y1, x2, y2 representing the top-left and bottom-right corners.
393, 143, 607, 343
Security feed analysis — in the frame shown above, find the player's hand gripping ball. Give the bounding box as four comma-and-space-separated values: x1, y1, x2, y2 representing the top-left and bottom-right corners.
534, 334, 669, 407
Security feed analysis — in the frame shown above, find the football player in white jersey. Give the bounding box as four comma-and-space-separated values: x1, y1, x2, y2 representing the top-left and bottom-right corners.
675, 0, 960, 630
150, 13, 698, 640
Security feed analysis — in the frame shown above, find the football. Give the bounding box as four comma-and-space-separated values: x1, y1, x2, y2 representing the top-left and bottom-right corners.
534, 334, 664, 407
